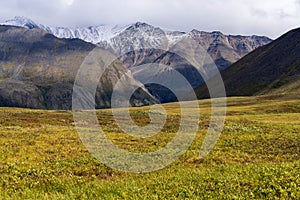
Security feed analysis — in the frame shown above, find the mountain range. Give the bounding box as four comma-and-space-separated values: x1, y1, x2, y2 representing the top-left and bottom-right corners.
1, 17, 297, 110
1, 17, 272, 70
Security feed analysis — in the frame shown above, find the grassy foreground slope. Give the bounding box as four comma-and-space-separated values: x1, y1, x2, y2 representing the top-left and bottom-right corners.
0, 96, 299, 199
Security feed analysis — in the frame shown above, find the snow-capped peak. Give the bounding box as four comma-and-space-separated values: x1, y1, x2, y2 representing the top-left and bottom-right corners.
1, 16, 132, 44
47, 23, 132, 44
1, 16, 40, 29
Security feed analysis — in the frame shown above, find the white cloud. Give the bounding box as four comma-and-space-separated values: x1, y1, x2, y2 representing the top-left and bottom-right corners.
62, 0, 74, 6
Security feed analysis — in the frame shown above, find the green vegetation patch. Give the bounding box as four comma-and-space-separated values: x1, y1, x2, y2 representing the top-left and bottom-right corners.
0, 96, 299, 199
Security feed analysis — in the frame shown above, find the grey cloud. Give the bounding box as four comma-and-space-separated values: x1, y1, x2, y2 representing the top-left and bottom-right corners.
276, 9, 292, 19
250, 8, 268, 18
0, 0, 299, 38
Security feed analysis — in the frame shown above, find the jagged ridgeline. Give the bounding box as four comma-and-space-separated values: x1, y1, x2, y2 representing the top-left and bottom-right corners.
2, 17, 272, 71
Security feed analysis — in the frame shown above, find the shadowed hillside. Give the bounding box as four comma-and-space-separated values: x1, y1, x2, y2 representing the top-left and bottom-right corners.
194, 28, 300, 98
0, 25, 157, 109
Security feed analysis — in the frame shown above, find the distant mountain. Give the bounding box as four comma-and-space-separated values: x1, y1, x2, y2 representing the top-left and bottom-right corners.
188, 30, 272, 70
194, 28, 300, 98
1, 17, 272, 70
0, 25, 157, 109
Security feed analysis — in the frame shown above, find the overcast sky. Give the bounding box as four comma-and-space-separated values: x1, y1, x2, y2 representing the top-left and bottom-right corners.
0, 0, 300, 38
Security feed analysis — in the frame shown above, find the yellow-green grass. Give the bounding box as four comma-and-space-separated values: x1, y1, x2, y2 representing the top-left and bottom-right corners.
0, 96, 299, 199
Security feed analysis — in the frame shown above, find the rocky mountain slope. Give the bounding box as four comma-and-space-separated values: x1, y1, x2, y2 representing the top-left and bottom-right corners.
194, 27, 300, 98
188, 30, 272, 70
0, 25, 157, 109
